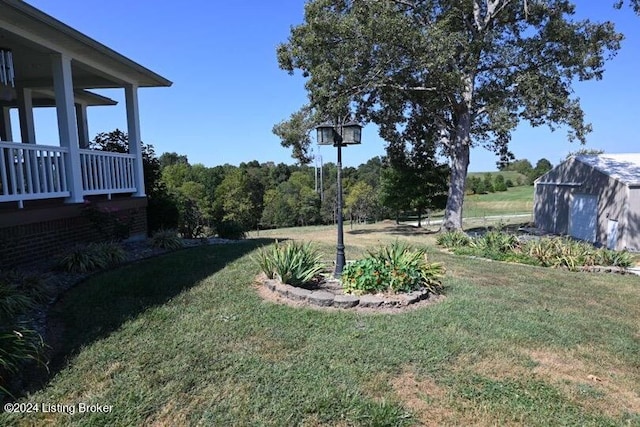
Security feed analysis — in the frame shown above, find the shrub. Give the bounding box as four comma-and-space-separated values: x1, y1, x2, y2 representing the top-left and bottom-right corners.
254, 241, 325, 287
436, 231, 471, 248
82, 201, 133, 242
150, 229, 184, 250
342, 241, 445, 295
147, 192, 180, 235
595, 249, 632, 268
215, 220, 246, 240
58, 242, 125, 273
176, 196, 207, 239
493, 174, 508, 192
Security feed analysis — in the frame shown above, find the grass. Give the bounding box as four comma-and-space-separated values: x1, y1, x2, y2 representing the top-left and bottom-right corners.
3, 223, 639, 426
397, 185, 534, 225
463, 185, 534, 218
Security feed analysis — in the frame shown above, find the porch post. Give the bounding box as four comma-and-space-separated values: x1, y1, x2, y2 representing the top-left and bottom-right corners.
75, 103, 90, 148
52, 53, 84, 203
125, 83, 145, 197
16, 86, 36, 143
0, 107, 12, 141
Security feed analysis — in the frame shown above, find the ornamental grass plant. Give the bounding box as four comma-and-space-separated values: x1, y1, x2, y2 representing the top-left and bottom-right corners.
0, 275, 47, 400
58, 242, 126, 273
150, 229, 184, 250
254, 240, 325, 287
437, 231, 633, 271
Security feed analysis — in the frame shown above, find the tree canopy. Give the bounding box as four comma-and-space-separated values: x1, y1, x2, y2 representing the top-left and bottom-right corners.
277, 0, 623, 230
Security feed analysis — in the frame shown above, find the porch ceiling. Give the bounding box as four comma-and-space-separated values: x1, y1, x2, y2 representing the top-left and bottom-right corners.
0, 0, 172, 90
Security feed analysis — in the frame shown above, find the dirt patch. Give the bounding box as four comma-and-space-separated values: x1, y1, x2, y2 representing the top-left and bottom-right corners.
146, 399, 189, 427
526, 348, 640, 417
453, 348, 640, 418
389, 369, 459, 426
455, 351, 530, 381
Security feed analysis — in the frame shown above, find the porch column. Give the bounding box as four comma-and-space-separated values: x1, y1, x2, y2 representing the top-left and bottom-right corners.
125, 83, 145, 197
75, 103, 90, 148
16, 86, 36, 143
0, 107, 12, 141
52, 53, 83, 203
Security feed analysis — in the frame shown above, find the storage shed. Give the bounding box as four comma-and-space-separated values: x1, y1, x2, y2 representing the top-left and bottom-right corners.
533, 154, 640, 251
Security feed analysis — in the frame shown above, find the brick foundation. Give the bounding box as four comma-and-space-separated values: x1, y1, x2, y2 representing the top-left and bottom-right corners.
0, 197, 147, 268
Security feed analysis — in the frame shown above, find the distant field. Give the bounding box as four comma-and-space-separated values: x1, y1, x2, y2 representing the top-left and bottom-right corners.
467, 170, 529, 185
463, 185, 534, 218
418, 185, 534, 222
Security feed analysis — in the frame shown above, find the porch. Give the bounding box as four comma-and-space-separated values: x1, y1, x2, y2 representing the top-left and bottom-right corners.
0, 141, 137, 208
0, 1, 171, 267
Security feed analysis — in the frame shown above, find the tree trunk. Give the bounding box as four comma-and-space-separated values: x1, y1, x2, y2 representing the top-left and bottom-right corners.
443, 105, 472, 231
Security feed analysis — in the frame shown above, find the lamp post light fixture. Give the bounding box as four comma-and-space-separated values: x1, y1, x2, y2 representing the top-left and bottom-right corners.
316, 118, 362, 277
0, 48, 15, 102
0, 48, 14, 88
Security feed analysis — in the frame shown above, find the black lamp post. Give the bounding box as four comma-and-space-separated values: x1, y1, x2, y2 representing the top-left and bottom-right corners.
316, 119, 362, 277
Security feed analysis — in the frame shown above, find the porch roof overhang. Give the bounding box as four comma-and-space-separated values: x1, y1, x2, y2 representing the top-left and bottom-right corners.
0, 88, 117, 107
0, 0, 172, 90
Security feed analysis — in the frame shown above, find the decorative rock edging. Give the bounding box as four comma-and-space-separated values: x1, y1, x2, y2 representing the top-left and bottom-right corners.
261, 278, 432, 310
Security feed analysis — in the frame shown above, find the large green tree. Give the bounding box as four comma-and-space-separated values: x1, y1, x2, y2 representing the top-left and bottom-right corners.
213, 168, 264, 231
277, 0, 622, 230
380, 139, 449, 227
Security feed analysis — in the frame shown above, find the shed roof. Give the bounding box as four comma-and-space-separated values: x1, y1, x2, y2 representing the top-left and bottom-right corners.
575, 153, 640, 186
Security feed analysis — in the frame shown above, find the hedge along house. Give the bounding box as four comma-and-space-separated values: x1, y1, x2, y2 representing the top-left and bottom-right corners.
0, 0, 171, 267
534, 154, 640, 252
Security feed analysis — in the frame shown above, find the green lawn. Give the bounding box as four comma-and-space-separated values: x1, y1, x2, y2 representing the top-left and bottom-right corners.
463, 185, 534, 218
3, 225, 639, 426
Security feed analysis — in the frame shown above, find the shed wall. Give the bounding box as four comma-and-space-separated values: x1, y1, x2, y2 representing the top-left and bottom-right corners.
624, 187, 640, 251
534, 158, 628, 249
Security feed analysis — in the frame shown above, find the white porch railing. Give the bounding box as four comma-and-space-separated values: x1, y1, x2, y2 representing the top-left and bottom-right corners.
79, 149, 136, 196
0, 142, 70, 204
0, 142, 138, 207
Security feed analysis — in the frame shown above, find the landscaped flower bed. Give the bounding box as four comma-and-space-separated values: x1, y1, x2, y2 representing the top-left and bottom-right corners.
437, 230, 633, 272
255, 240, 445, 310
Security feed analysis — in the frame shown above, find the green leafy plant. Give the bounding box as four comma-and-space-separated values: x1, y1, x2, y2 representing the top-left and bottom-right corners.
254, 241, 324, 286
594, 248, 632, 268
436, 230, 471, 248
215, 220, 247, 240
150, 229, 184, 250
342, 241, 444, 295
82, 201, 134, 242
58, 242, 126, 273
471, 230, 520, 254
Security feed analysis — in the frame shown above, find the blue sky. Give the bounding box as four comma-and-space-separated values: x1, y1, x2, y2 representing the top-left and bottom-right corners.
24, 0, 640, 171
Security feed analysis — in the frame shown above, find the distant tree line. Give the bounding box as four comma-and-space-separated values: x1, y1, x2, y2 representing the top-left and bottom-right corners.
466, 157, 554, 195
154, 153, 443, 237
90, 130, 448, 236
93, 130, 559, 237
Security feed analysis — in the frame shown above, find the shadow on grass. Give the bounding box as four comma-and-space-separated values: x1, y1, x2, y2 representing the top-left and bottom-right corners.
27, 238, 275, 396
347, 225, 439, 236
464, 221, 532, 235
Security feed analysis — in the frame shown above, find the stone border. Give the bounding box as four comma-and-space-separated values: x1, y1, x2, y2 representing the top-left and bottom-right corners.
261, 278, 432, 310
